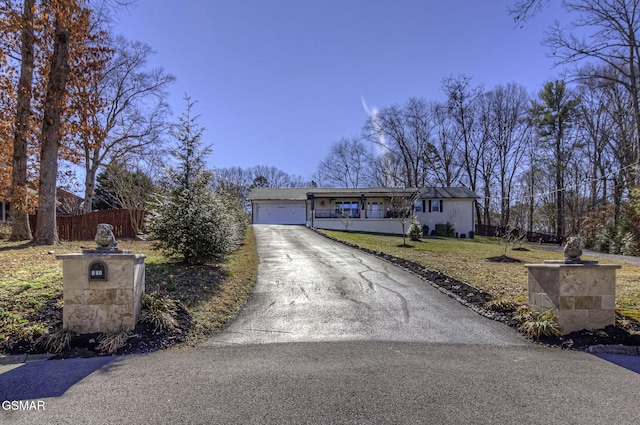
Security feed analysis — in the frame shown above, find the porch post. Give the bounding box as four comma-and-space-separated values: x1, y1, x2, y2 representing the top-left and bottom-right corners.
360, 194, 365, 219
307, 194, 315, 227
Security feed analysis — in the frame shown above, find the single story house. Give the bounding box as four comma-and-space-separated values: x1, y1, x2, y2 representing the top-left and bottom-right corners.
247, 187, 479, 237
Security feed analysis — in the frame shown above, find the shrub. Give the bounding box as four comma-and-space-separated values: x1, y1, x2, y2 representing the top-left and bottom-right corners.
408, 216, 423, 241
460, 233, 466, 239
469, 231, 474, 239
435, 222, 456, 237
621, 232, 638, 256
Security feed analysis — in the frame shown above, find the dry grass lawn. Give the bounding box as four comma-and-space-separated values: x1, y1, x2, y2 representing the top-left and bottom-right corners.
0, 228, 258, 354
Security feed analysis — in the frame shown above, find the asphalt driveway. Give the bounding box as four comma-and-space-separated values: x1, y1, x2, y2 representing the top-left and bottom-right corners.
2, 225, 640, 424
206, 225, 526, 346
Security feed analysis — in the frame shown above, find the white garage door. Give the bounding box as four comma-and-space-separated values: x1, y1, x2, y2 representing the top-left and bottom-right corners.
254, 202, 307, 225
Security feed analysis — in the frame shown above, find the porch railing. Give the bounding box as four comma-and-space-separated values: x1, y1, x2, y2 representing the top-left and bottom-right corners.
314, 208, 360, 219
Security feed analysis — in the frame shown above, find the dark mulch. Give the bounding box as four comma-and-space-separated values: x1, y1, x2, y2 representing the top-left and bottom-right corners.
49, 302, 194, 359
8, 301, 194, 360
318, 231, 640, 351
486, 255, 522, 263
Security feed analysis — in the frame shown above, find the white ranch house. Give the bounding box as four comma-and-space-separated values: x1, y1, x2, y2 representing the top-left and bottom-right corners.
247, 187, 478, 237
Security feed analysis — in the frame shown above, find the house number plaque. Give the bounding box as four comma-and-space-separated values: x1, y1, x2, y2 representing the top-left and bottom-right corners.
89, 261, 108, 281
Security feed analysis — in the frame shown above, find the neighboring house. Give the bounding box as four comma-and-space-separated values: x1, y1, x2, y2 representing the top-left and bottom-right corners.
1, 186, 84, 222
247, 187, 479, 237
55, 188, 84, 215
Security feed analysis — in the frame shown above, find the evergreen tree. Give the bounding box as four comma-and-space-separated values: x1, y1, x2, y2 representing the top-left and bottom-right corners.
146, 97, 245, 264
530, 80, 580, 239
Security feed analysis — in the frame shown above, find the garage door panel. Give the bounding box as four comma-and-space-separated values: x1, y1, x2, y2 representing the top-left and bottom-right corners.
255, 202, 306, 224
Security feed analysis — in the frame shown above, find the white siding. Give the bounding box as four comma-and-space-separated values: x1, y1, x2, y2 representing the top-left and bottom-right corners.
416, 198, 474, 236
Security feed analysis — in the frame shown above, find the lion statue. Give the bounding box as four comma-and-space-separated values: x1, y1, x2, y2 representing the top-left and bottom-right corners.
95, 223, 117, 249
563, 236, 582, 262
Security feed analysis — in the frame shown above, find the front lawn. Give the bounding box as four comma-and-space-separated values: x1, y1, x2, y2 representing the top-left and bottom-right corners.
319, 230, 640, 322
0, 227, 258, 355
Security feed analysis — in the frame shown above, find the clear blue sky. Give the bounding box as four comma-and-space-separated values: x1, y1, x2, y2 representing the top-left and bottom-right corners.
113, 0, 566, 180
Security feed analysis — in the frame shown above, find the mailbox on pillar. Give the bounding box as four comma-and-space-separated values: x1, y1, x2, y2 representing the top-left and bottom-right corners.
89, 261, 108, 281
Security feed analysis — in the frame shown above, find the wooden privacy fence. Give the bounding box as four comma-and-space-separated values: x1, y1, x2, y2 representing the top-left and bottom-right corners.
474, 224, 561, 244
29, 209, 146, 241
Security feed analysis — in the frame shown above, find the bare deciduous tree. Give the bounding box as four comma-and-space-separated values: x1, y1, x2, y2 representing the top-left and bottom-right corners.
482, 82, 532, 228
316, 137, 372, 188
363, 98, 433, 188
443, 75, 484, 225
77, 35, 174, 213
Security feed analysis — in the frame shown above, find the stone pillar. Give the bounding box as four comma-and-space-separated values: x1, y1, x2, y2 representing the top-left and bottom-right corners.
524, 261, 620, 334
57, 252, 146, 334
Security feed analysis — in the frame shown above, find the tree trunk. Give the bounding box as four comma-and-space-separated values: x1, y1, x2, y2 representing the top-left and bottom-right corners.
82, 150, 100, 214
34, 21, 70, 245
555, 132, 564, 242
8, 0, 35, 242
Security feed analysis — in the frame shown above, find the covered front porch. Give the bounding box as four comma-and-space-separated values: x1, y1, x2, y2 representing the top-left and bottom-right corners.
306, 189, 418, 234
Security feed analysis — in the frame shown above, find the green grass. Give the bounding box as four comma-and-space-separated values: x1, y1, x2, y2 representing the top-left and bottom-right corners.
320, 230, 640, 322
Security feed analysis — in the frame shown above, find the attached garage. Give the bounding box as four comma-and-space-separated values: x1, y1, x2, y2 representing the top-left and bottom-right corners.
247, 188, 309, 225
254, 201, 307, 225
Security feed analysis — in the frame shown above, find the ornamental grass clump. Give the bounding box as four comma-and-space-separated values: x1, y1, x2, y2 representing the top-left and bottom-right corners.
484, 298, 518, 313
97, 325, 131, 354
515, 307, 562, 339
45, 327, 74, 353
141, 292, 178, 333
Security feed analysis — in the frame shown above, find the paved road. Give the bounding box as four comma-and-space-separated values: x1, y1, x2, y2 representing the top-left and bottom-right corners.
1, 225, 639, 424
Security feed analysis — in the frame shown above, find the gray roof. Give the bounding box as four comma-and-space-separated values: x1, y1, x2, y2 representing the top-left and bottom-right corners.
247, 187, 478, 201
419, 187, 478, 199
247, 188, 309, 201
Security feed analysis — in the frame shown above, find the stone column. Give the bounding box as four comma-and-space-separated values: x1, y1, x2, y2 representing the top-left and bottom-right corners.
57, 252, 146, 334
524, 261, 620, 334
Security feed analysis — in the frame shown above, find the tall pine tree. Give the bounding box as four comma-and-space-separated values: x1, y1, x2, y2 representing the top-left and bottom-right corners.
146, 97, 245, 264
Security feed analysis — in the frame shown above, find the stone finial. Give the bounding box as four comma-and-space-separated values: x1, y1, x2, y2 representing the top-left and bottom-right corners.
95, 223, 117, 249
563, 236, 582, 262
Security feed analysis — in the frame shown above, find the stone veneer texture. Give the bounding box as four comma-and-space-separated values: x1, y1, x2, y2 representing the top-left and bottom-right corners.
525, 262, 620, 334
57, 253, 146, 334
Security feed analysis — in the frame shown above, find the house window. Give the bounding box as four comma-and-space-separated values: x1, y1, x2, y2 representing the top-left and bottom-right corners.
335, 201, 359, 218
367, 202, 382, 218
414, 201, 423, 213
429, 200, 442, 213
